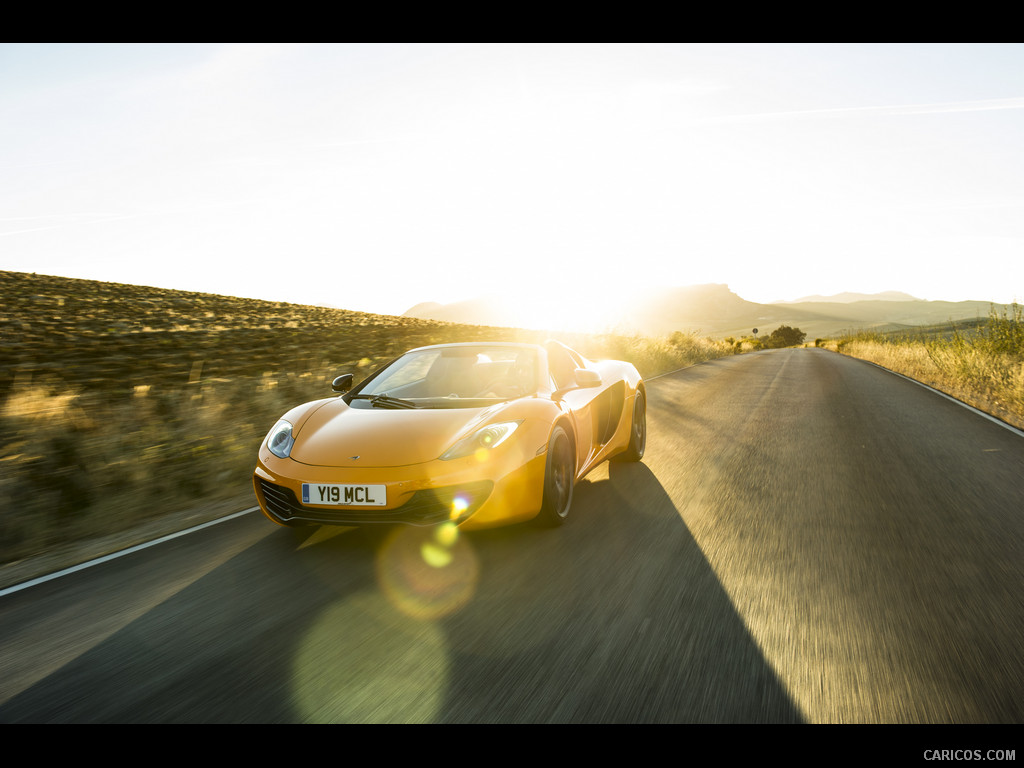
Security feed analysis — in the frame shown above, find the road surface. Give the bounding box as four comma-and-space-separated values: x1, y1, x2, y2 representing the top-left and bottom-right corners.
1, 349, 1022, 723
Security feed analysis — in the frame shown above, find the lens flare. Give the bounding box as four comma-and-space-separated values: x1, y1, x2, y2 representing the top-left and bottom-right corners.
291, 592, 449, 723
435, 521, 459, 547
421, 543, 452, 568
376, 524, 479, 620
450, 495, 470, 520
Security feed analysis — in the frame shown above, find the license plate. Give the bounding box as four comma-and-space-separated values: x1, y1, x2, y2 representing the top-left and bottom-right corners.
302, 483, 386, 506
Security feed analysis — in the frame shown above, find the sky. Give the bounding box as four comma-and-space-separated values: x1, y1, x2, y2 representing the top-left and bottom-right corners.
2, 43, 1023, 327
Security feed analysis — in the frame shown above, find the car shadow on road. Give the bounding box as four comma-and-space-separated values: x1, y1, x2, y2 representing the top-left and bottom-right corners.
0, 462, 804, 723
435, 461, 805, 723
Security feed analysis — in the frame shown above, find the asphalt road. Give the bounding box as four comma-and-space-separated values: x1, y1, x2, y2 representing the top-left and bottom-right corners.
1, 349, 1022, 723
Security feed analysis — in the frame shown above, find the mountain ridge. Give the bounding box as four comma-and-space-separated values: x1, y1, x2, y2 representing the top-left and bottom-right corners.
778, 290, 922, 304
404, 285, 1006, 339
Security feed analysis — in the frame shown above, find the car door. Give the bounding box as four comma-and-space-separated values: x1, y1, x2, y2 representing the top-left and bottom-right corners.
546, 344, 605, 475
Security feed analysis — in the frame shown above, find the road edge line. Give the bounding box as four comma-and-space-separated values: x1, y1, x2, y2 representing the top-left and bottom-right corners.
0, 507, 258, 598
842, 354, 1024, 439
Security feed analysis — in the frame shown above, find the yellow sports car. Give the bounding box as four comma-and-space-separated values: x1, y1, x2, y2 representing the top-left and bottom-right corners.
253, 341, 645, 531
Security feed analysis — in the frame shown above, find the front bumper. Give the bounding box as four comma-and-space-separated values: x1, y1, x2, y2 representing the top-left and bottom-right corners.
255, 476, 494, 526
253, 447, 548, 531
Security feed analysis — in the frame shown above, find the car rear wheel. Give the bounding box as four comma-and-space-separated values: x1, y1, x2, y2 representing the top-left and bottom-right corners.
612, 390, 646, 462
536, 426, 574, 526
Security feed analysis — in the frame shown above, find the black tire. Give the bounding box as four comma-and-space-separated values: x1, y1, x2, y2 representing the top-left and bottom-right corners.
535, 426, 575, 526
612, 390, 646, 462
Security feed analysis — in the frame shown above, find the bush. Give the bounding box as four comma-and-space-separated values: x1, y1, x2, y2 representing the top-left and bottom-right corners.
765, 325, 807, 348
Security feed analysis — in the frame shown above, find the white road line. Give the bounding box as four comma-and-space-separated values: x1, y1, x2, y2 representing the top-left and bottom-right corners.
0, 508, 258, 598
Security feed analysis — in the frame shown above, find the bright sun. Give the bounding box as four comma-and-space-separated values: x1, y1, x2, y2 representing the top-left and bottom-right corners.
501, 279, 651, 334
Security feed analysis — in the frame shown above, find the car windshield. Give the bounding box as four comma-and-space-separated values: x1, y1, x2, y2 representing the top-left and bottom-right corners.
351, 345, 539, 408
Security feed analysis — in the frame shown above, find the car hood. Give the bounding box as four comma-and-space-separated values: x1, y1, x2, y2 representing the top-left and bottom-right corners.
289, 399, 495, 467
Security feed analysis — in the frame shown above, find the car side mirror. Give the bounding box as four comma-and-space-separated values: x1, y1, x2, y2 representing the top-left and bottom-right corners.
332, 374, 354, 393
553, 368, 601, 400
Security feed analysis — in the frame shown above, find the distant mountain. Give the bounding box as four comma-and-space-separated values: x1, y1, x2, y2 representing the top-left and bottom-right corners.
403, 295, 527, 329
622, 284, 764, 335
405, 285, 1004, 340
779, 291, 921, 304
401, 284, 761, 333
403, 301, 446, 318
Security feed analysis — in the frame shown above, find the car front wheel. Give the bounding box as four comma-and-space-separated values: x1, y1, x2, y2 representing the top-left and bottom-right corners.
536, 426, 574, 526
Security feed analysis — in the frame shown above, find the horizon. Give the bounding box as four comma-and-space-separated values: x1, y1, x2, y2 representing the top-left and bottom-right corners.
8, 265, 1010, 312
2, 44, 1023, 328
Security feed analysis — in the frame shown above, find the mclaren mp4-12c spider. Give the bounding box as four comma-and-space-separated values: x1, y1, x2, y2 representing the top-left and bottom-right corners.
253, 341, 645, 531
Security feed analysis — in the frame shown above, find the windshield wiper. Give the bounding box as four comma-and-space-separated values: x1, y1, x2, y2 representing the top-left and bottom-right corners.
351, 393, 420, 409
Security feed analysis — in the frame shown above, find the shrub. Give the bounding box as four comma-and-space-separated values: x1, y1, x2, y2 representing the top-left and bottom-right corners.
765, 325, 807, 348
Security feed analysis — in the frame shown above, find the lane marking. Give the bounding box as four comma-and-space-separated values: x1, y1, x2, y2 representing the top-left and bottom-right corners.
0, 508, 258, 598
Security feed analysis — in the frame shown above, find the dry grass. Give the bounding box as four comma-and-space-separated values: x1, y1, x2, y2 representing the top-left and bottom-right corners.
575, 330, 733, 378
0, 270, 734, 571
827, 305, 1024, 431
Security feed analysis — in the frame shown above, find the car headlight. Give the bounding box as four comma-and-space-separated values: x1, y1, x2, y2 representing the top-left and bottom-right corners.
265, 419, 295, 459
441, 420, 522, 461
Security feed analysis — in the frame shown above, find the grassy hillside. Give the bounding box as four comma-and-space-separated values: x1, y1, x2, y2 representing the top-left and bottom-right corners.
0, 270, 732, 580
0, 271, 527, 397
